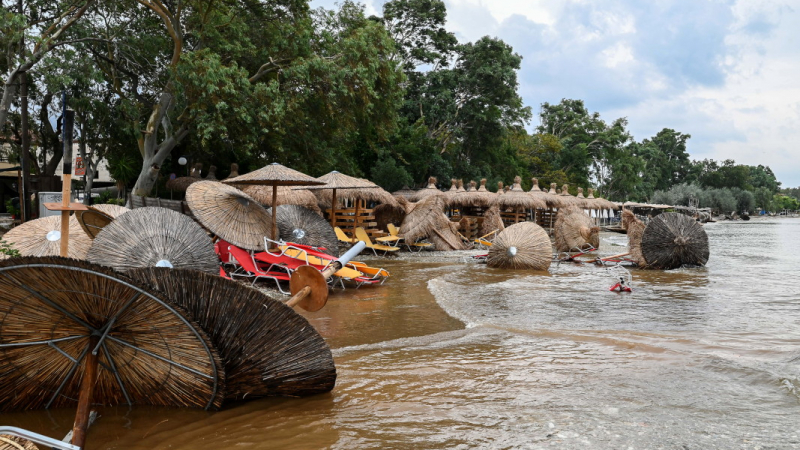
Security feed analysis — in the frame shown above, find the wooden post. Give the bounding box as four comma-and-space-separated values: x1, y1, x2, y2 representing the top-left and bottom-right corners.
330, 188, 337, 227
60, 108, 75, 257
71, 337, 99, 449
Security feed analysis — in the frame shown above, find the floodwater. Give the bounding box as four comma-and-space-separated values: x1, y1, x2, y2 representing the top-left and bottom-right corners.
3, 218, 799, 449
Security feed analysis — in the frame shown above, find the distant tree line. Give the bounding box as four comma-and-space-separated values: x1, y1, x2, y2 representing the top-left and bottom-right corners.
0, 0, 791, 207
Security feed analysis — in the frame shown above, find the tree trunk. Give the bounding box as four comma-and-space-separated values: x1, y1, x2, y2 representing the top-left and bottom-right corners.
0, 78, 18, 130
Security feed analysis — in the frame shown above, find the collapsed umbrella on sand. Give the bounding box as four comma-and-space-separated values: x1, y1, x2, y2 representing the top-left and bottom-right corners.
641, 212, 709, 270
487, 222, 552, 270
554, 205, 600, 252
267, 205, 339, 256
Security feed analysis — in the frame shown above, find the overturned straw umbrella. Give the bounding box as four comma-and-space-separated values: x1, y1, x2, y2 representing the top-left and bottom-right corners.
487, 222, 552, 270
400, 195, 467, 250
641, 212, 709, 269
91, 203, 129, 218
128, 268, 336, 400
186, 181, 273, 250
75, 208, 113, 239
3, 215, 90, 259
223, 163, 326, 249
481, 204, 505, 236
623, 210, 646, 267
554, 205, 600, 252
409, 176, 443, 202
495, 176, 545, 222
240, 184, 322, 214
0, 257, 226, 415
267, 205, 339, 255
88, 207, 218, 274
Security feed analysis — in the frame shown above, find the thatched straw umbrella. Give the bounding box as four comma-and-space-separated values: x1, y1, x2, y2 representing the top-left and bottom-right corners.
205, 165, 218, 180
497, 181, 504, 195
166, 162, 204, 192
223, 163, 326, 248
240, 185, 322, 214
623, 210, 646, 267
267, 205, 339, 255
374, 202, 406, 233
128, 268, 336, 400
223, 163, 240, 180
481, 205, 505, 236
457, 179, 466, 193
587, 188, 618, 211
3, 215, 90, 259
495, 176, 545, 222
87, 207, 219, 274
396, 196, 416, 215
392, 185, 416, 199
186, 181, 273, 250
574, 187, 591, 209
409, 177, 443, 202
0, 435, 37, 449
475, 179, 498, 206
75, 208, 114, 239
303, 171, 388, 230
0, 256, 226, 413
443, 179, 459, 206
529, 178, 559, 208
554, 205, 600, 252
621, 207, 638, 230
487, 222, 552, 270
90, 203, 129, 218
641, 212, 709, 269
400, 195, 467, 251
557, 184, 580, 207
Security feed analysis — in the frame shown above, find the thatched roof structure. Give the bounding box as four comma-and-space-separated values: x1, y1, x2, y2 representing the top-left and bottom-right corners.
410, 177, 443, 202
556, 184, 579, 207
267, 205, 339, 255
0, 257, 226, 412
374, 202, 406, 233
240, 185, 322, 214
443, 179, 459, 206
486, 222, 552, 270
529, 178, 559, 208
587, 188, 618, 210
457, 179, 466, 193
223, 162, 324, 187
641, 212, 709, 269
87, 206, 219, 274
392, 185, 416, 199
3, 215, 90, 259
166, 163, 204, 192
312, 174, 398, 209
186, 181, 274, 250
496, 176, 546, 210
481, 205, 505, 236
496, 181, 504, 196
574, 188, 591, 209
223, 163, 240, 180
204, 165, 218, 180
548, 183, 558, 195
554, 205, 600, 252
128, 268, 336, 400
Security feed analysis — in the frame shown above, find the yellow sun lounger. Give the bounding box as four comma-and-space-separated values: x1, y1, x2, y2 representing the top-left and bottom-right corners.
354, 227, 400, 256
334, 226, 359, 245
386, 223, 432, 252
474, 230, 498, 248
280, 246, 365, 279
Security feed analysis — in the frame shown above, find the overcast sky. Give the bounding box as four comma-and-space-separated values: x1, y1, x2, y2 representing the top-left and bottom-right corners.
309, 0, 800, 187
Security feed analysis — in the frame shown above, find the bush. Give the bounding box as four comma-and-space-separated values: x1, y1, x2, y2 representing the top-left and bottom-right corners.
0, 239, 20, 258
370, 152, 413, 192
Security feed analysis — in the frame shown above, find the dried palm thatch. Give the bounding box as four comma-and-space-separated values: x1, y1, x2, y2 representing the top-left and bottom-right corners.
497, 181, 504, 195
481, 205, 505, 236
475, 179, 498, 205
427, 221, 470, 251
0, 257, 226, 412
641, 212, 709, 269
3, 216, 90, 259
399, 195, 447, 243
128, 268, 336, 399
374, 202, 406, 233
627, 218, 646, 267
409, 177, 443, 202
240, 185, 322, 214
529, 178, 559, 208
0, 435, 38, 450
556, 184, 579, 208
496, 176, 546, 211
574, 188, 591, 209
457, 179, 466, 192
392, 185, 416, 199
554, 205, 599, 252
396, 196, 416, 215
453, 180, 494, 208
487, 222, 552, 270
621, 208, 637, 230
75, 208, 113, 239
223, 162, 324, 187
205, 165, 218, 180
186, 181, 273, 250
224, 163, 240, 180
267, 205, 339, 255
314, 182, 398, 208
587, 188, 618, 210
87, 207, 218, 274
443, 179, 459, 206
166, 163, 204, 192
90, 204, 129, 218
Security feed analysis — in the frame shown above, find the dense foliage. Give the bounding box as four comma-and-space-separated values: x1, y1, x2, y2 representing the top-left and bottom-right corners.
0, 0, 792, 211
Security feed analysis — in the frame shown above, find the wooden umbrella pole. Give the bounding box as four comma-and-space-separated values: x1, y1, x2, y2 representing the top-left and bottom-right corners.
330, 188, 337, 227
59, 174, 72, 257
270, 185, 278, 251
353, 198, 360, 234
72, 336, 99, 449
287, 241, 366, 310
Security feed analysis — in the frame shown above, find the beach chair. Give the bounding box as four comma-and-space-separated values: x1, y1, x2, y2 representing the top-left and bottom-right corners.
214, 239, 237, 266
227, 244, 291, 293
354, 227, 400, 256
386, 223, 432, 252
334, 227, 358, 245
474, 230, 498, 249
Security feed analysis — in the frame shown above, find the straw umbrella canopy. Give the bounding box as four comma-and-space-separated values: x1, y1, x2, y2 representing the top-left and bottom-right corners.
87, 207, 219, 274
487, 222, 552, 270
223, 163, 240, 180
475, 179, 498, 206
400, 195, 467, 250
392, 185, 416, 199
90, 204, 129, 218
0, 256, 226, 413
495, 176, 545, 220
166, 162, 204, 192
186, 181, 273, 251
267, 205, 339, 256
623, 210, 646, 266
641, 212, 709, 269
443, 179, 459, 206
223, 163, 326, 248
3, 215, 91, 259
452, 180, 495, 209
410, 177, 443, 202
574, 188, 592, 209
481, 205, 505, 236
204, 165, 218, 180
240, 184, 322, 214
0, 435, 37, 450
128, 268, 336, 400
301, 171, 385, 228
554, 205, 600, 252
556, 184, 580, 208
528, 178, 558, 208
75, 208, 114, 240
587, 188, 618, 211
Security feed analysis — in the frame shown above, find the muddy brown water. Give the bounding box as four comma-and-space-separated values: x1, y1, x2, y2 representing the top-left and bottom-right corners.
2, 218, 799, 449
